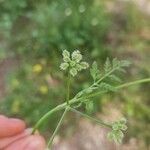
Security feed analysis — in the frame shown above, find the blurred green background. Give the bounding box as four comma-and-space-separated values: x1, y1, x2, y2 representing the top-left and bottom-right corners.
0, 0, 150, 149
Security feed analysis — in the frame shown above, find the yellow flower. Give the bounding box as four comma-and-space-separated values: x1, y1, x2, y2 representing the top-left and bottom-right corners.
33, 64, 43, 73
39, 85, 48, 95
11, 100, 20, 113
12, 79, 20, 88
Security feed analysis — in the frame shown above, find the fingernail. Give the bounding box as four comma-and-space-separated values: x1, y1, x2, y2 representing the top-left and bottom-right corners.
9, 118, 23, 122
25, 128, 33, 134
9, 118, 25, 126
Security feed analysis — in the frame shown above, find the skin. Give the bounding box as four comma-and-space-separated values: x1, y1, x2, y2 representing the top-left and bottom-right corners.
0, 115, 46, 150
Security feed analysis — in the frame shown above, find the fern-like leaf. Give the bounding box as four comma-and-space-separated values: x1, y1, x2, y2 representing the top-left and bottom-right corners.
108, 75, 122, 83
90, 61, 101, 82
104, 58, 112, 73
98, 82, 117, 92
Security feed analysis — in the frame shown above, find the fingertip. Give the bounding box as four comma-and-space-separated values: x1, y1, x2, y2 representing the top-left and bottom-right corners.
26, 135, 46, 150
0, 129, 32, 149
0, 117, 26, 138
9, 118, 26, 131
8, 118, 26, 136
0, 115, 8, 119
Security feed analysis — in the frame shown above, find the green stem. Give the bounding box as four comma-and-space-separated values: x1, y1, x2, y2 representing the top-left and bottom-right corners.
95, 68, 115, 85
116, 78, 150, 89
69, 107, 111, 128
47, 107, 69, 149
32, 103, 66, 134
33, 78, 150, 133
75, 68, 116, 98
87, 78, 150, 99
32, 99, 78, 134
66, 72, 71, 105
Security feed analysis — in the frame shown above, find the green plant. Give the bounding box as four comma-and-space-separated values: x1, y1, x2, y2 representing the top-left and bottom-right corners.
32, 50, 150, 149
0, 0, 111, 130
0, 0, 110, 60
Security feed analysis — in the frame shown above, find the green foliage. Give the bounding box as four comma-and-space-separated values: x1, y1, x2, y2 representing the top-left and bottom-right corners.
108, 118, 127, 144
0, 0, 150, 147
32, 50, 132, 147
104, 58, 111, 73
0, 49, 7, 60
85, 101, 94, 114
75, 58, 131, 102
72, 57, 131, 117
0, 0, 111, 129
91, 58, 131, 84
0, 0, 111, 134
33, 50, 149, 148
90, 61, 101, 82
0, 0, 110, 59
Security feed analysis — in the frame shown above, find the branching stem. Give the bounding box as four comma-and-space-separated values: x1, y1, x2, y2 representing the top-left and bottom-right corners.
32, 78, 150, 133
47, 107, 69, 149
66, 72, 71, 105
116, 78, 150, 89
69, 107, 111, 128
87, 78, 150, 99
95, 68, 115, 85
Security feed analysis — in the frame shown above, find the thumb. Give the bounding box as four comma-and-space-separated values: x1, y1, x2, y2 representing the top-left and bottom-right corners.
25, 135, 46, 150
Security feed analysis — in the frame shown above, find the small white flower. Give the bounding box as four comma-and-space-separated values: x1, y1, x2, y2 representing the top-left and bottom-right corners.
79, 4, 86, 13
65, 8, 72, 16
62, 50, 70, 62
80, 62, 89, 69
60, 50, 89, 76
70, 60, 76, 67
72, 50, 82, 63
91, 18, 98, 26
62, 50, 70, 58
60, 62, 69, 70
70, 68, 77, 76
76, 64, 83, 71
119, 118, 127, 124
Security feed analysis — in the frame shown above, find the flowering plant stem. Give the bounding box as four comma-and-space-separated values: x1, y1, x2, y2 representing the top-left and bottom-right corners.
47, 107, 69, 149
66, 72, 71, 105
46, 71, 71, 149
116, 78, 150, 89
32, 51, 150, 147
69, 107, 111, 128
32, 77, 150, 135
86, 78, 150, 99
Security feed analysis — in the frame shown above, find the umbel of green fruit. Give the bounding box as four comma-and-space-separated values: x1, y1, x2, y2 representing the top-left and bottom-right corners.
60, 50, 89, 76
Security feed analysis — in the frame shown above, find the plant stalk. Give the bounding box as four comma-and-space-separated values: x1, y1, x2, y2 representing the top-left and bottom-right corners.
33, 78, 150, 133
116, 78, 150, 89
66, 72, 71, 105
87, 78, 150, 99
47, 107, 69, 149
96, 68, 115, 85
69, 107, 111, 128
